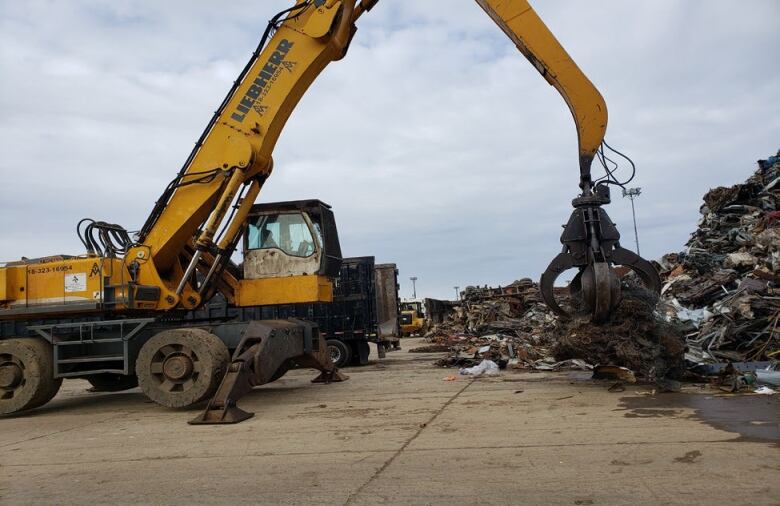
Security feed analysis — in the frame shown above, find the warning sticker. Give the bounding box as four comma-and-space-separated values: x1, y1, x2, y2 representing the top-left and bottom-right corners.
64, 273, 87, 293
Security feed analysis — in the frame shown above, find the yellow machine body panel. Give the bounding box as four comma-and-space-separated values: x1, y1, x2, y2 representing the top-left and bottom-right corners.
0, 269, 7, 302
236, 275, 333, 307
0, 257, 128, 318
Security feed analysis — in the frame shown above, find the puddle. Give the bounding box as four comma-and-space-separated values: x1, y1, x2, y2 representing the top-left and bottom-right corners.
620, 393, 780, 445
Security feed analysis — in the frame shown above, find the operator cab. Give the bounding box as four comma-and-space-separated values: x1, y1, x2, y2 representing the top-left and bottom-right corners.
400, 300, 423, 315
243, 200, 342, 281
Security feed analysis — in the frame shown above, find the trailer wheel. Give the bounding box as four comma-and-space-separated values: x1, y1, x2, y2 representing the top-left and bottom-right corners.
87, 373, 139, 392
0, 338, 62, 414
136, 329, 229, 408
326, 339, 351, 368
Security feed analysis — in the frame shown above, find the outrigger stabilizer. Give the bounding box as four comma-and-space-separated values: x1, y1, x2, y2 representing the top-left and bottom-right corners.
190, 319, 348, 425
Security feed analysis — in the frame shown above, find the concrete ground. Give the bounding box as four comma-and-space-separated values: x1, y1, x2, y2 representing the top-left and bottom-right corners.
1, 337, 778, 505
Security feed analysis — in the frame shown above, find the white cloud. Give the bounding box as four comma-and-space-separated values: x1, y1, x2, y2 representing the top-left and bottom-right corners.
1, 0, 778, 299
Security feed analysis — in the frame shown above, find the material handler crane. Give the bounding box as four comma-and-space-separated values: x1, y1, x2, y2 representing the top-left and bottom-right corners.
0, 0, 660, 423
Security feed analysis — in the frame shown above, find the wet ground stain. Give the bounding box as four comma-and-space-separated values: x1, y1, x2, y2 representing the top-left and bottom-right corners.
619, 393, 780, 445
624, 408, 686, 419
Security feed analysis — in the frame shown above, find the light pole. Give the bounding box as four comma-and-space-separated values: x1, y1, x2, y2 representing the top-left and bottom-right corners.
454, 286, 460, 301
622, 187, 642, 255
410, 276, 418, 299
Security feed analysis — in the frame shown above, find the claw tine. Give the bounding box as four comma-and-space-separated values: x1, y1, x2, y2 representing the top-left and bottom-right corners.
590, 262, 620, 323
570, 269, 583, 299
611, 247, 662, 294
540, 252, 576, 318
540, 271, 567, 317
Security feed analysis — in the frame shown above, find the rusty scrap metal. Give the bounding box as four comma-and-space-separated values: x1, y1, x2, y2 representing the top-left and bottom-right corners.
659, 154, 779, 364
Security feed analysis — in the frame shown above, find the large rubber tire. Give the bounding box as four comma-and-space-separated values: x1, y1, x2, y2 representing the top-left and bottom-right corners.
326, 339, 351, 368
87, 373, 139, 392
136, 328, 229, 408
0, 338, 62, 414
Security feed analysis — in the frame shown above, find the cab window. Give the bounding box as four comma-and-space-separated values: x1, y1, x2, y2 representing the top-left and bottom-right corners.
246, 213, 316, 258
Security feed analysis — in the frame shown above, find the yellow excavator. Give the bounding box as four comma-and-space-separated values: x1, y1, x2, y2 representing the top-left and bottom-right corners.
0, 0, 660, 423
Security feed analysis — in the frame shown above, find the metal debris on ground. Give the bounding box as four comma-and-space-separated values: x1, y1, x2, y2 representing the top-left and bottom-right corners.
755, 364, 780, 386
424, 279, 684, 382
407, 344, 451, 353
550, 282, 686, 381
592, 365, 637, 383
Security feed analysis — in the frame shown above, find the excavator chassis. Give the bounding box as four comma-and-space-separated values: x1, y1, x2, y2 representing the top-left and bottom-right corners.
190, 319, 348, 424
0, 315, 347, 421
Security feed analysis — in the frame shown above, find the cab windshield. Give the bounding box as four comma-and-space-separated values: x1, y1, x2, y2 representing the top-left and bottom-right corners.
246, 212, 316, 258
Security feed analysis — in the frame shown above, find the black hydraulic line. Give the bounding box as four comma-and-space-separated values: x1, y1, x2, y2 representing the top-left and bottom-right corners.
602, 140, 636, 186
77, 218, 96, 253
77, 219, 134, 257
591, 140, 637, 189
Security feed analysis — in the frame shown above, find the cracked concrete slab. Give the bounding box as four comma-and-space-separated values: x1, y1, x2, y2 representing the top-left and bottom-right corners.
1, 338, 777, 505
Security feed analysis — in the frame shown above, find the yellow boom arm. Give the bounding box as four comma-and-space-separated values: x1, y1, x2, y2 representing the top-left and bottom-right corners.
119, 0, 608, 311
476, 0, 607, 190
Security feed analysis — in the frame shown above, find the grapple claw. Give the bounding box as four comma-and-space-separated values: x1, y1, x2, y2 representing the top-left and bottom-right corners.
540, 184, 660, 323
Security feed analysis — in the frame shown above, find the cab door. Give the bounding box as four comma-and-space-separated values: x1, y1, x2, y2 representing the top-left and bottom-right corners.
235, 200, 342, 307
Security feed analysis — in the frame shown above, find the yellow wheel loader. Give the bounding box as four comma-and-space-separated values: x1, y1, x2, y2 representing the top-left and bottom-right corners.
400, 301, 426, 337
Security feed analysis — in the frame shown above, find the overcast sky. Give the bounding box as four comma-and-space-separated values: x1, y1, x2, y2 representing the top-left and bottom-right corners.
1, 1, 778, 300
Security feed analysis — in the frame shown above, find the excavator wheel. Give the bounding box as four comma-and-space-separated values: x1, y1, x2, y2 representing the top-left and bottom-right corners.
0, 338, 63, 414
87, 373, 139, 392
136, 329, 229, 408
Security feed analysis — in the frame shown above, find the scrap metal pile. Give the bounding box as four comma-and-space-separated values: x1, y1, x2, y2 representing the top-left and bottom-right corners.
549, 282, 685, 380
423, 279, 558, 370
423, 279, 684, 380
658, 154, 780, 364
